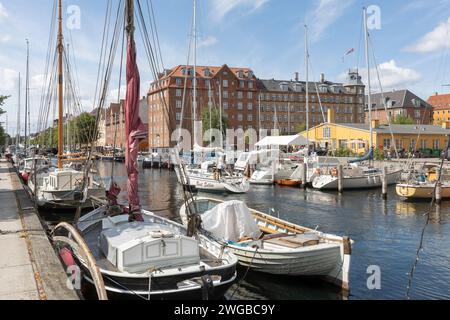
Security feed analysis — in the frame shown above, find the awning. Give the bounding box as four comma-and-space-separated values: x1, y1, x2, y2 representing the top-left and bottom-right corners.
255, 135, 309, 147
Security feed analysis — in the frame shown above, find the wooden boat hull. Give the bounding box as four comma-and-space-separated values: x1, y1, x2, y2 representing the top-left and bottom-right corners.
396, 184, 450, 199
70, 207, 238, 300
180, 197, 352, 291
276, 179, 301, 187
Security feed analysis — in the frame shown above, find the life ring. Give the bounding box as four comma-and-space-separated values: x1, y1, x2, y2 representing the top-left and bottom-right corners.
331, 168, 338, 177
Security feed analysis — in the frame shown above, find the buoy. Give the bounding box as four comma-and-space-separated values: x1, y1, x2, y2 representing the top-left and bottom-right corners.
21, 172, 29, 183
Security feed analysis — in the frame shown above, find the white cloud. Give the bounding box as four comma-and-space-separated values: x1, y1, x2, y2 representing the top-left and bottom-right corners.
340, 60, 422, 92
198, 36, 218, 48
406, 17, 450, 53
0, 34, 10, 43
211, 0, 268, 21
0, 2, 8, 20
308, 0, 354, 42
0, 67, 18, 91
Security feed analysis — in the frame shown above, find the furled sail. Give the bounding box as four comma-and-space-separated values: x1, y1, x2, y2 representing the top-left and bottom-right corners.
125, 26, 147, 215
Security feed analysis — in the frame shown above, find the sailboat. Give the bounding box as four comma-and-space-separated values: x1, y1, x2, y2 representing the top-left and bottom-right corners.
311, 9, 401, 191
172, 0, 249, 194
28, 0, 105, 209
56, 0, 237, 300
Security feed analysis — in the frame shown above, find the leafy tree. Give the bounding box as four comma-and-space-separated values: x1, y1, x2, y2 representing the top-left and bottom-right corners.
0, 95, 9, 116
392, 114, 414, 125
0, 126, 6, 146
201, 107, 228, 144
69, 112, 98, 147
295, 123, 307, 133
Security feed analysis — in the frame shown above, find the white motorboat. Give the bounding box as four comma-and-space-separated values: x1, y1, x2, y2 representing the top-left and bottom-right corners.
180, 197, 353, 291
249, 166, 275, 185
176, 161, 250, 194
312, 165, 402, 190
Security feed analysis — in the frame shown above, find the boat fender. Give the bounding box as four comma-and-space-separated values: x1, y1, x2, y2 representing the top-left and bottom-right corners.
59, 247, 76, 267
149, 230, 174, 238
343, 236, 352, 255
201, 274, 214, 300
21, 172, 29, 182
331, 168, 338, 177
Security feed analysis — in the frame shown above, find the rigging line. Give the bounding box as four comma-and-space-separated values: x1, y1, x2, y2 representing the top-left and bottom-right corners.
147, 0, 164, 70
92, 0, 112, 110
406, 137, 450, 299
356, 10, 364, 73
368, 36, 399, 160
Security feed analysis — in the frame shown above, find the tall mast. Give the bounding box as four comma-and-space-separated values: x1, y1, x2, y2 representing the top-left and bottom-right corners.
363, 7, 373, 150
57, 0, 64, 169
305, 25, 309, 151
192, 0, 198, 146
16, 73, 21, 150
219, 81, 223, 149
25, 40, 29, 153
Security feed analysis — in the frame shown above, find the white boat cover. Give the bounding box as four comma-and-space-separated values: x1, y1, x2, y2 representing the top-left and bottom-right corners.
255, 135, 308, 147
201, 201, 261, 242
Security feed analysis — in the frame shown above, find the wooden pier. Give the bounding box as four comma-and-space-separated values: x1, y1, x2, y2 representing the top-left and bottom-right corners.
0, 160, 78, 300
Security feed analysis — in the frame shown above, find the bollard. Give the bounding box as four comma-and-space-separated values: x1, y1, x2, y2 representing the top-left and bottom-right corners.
338, 164, 343, 193
302, 163, 307, 190
382, 166, 388, 200
436, 182, 442, 205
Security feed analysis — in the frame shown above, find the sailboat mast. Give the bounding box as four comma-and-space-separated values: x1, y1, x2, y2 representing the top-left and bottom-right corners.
192, 0, 198, 146
363, 7, 373, 150
16, 73, 21, 150
57, 0, 64, 169
25, 40, 29, 152
305, 25, 309, 151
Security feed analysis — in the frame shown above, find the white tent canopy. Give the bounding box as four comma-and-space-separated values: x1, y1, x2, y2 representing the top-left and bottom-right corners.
255, 135, 309, 148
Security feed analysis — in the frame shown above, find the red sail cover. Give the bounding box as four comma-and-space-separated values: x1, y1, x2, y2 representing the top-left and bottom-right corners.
125, 39, 147, 214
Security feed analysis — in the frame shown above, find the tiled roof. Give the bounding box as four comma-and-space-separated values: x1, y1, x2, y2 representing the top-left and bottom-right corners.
161, 64, 255, 79
365, 89, 431, 110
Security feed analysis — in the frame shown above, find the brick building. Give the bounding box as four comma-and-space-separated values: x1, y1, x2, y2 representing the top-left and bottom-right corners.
104, 97, 148, 150
147, 65, 366, 149
365, 89, 433, 125
428, 93, 450, 125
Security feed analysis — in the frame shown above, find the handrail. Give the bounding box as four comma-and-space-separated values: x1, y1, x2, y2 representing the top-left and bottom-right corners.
53, 222, 108, 300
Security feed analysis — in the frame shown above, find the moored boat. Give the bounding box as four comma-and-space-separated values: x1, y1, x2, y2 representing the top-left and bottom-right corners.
180, 197, 353, 291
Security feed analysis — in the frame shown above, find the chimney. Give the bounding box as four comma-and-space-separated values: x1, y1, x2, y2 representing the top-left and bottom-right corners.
371, 119, 380, 129
294, 72, 299, 82
327, 108, 336, 124
442, 122, 450, 129
321, 73, 325, 83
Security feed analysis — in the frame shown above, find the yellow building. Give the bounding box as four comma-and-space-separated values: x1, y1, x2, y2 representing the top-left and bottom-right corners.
301, 110, 450, 155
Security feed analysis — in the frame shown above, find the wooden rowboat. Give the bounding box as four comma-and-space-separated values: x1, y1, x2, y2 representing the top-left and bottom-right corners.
276, 179, 302, 187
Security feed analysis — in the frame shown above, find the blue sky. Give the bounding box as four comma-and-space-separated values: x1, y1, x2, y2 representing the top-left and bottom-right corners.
1, 0, 450, 135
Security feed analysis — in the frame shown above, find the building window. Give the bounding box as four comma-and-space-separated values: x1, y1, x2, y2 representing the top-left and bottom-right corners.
237, 114, 243, 122
223, 80, 229, 88
176, 113, 182, 121
176, 100, 182, 109
223, 91, 228, 99
237, 91, 243, 99
383, 139, 391, 148
248, 81, 254, 89
421, 139, 427, 149
410, 139, 416, 150
247, 92, 253, 99
415, 110, 421, 118
248, 103, 253, 110
433, 139, 440, 149
240, 81, 245, 88
176, 89, 182, 97
176, 78, 182, 86
223, 102, 229, 110
323, 127, 331, 139
248, 114, 253, 122
237, 102, 243, 110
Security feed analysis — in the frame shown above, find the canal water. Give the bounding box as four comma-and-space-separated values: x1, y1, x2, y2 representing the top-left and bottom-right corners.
44, 161, 450, 300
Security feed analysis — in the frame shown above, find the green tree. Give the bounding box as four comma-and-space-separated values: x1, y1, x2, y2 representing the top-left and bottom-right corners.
295, 123, 307, 133
69, 112, 98, 147
0, 95, 9, 116
392, 114, 414, 125
201, 107, 228, 144
0, 126, 6, 146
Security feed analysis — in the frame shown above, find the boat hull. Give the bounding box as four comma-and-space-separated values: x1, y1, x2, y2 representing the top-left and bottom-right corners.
36, 187, 106, 209
396, 184, 450, 199
276, 179, 301, 187
313, 170, 402, 190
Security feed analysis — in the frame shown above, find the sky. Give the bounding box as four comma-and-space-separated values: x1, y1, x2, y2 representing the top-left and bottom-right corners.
1, 0, 450, 136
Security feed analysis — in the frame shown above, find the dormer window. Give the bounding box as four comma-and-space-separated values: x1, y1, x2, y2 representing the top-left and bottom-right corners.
237, 70, 244, 78
280, 82, 289, 91
203, 68, 211, 77
293, 84, 303, 92
248, 71, 254, 78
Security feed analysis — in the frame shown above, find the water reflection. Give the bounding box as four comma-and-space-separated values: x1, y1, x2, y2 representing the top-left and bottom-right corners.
44, 161, 450, 300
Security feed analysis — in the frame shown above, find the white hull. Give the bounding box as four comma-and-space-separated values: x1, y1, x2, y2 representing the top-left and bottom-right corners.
188, 175, 250, 194
180, 197, 352, 291
313, 170, 402, 190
